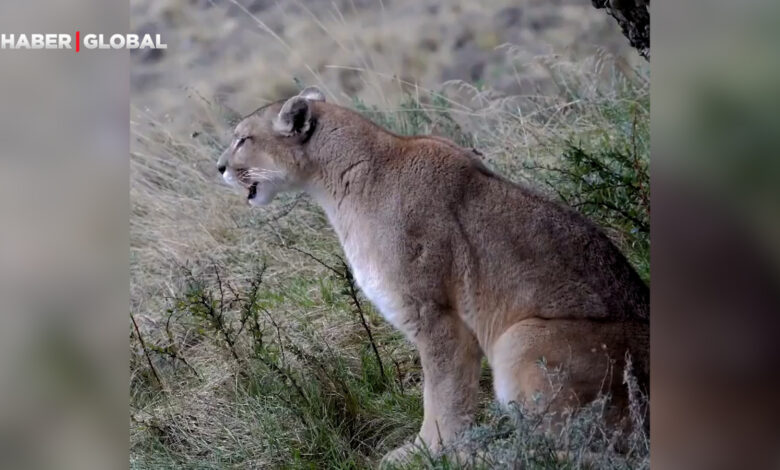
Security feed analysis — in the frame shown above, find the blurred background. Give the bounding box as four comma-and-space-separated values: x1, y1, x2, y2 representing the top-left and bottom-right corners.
130, 0, 641, 118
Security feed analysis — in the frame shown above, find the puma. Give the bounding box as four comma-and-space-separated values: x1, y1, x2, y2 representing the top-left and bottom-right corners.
217, 87, 649, 463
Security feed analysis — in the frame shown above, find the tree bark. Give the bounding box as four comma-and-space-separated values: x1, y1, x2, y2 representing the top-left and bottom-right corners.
592, 0, 650, 60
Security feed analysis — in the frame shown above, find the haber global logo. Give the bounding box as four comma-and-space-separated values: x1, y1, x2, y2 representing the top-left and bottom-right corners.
0, 32, 166, 51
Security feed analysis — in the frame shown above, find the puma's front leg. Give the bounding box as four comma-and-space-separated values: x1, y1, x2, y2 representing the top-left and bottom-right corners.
418, 310, 483, 450
383, 304, 482, 465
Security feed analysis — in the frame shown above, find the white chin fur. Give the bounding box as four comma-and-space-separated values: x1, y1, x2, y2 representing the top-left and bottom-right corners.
222, 171, 239, 187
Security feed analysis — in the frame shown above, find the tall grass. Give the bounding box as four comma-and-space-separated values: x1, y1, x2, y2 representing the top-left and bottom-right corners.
130, 49, 649, 468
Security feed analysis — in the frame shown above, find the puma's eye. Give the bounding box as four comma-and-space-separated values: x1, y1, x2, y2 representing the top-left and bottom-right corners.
236, 136, 250, 148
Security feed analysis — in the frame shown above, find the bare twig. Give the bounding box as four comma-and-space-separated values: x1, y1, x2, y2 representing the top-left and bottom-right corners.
131, 313, 166, 391
390, 351, 405, 395
283, 244, 345, 278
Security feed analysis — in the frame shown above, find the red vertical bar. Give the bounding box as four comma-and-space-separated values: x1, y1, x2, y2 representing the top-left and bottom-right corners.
75, 31, 79, 52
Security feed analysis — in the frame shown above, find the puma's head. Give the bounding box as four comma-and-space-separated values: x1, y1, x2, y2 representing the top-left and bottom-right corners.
216, 86, 326, 206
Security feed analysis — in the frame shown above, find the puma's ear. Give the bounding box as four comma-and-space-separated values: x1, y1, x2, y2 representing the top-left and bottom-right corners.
299, 86, 325, 102
273, 96, 312, 136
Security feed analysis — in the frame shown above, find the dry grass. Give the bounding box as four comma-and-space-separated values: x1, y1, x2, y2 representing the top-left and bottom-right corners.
130, 1, 648, 468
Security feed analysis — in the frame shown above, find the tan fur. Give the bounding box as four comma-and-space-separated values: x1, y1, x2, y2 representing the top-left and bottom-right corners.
217, 89, 649, 463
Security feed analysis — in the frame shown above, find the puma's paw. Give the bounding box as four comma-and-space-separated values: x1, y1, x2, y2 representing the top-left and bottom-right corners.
379, 442, 419, 469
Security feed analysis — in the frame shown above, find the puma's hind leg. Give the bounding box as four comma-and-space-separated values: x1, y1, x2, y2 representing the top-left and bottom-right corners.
489, 317, 649, 425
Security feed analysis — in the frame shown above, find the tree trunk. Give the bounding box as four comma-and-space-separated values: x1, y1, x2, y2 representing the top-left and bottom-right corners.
592, 0, 650, 60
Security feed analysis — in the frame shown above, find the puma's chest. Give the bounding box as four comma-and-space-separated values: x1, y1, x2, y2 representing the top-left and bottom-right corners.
342, 238, 406, 330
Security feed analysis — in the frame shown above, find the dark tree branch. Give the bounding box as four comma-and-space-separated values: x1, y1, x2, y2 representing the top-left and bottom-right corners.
592, 0, 650, 59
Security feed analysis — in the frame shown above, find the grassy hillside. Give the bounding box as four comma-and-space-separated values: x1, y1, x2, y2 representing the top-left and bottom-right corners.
130, 1, 648, 468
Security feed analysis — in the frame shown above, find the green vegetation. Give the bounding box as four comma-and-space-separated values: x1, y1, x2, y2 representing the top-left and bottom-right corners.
131, 53, 649, 469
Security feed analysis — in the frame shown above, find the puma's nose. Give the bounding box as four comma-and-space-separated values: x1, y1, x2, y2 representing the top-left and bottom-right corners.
218, 164, 226, 174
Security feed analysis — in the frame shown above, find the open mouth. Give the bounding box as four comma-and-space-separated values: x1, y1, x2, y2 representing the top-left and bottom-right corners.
247, 182, 258, 200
